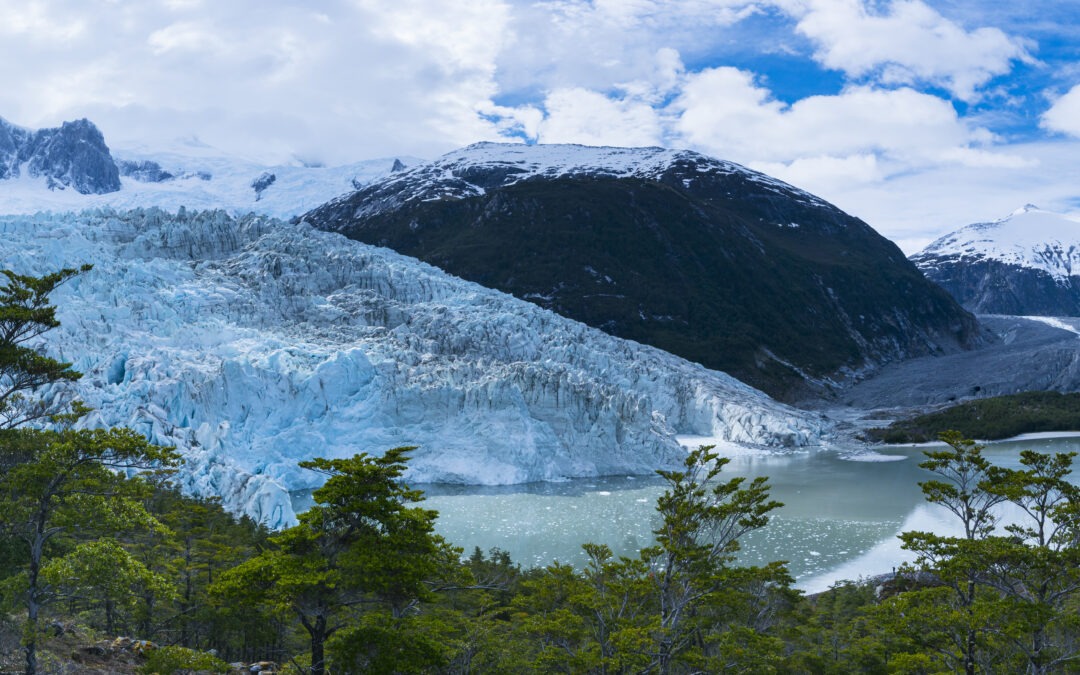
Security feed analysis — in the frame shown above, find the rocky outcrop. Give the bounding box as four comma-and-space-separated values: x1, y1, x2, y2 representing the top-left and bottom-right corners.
0, 116, 120, 194
251, 171, 276, 200
117, 159, 175, 183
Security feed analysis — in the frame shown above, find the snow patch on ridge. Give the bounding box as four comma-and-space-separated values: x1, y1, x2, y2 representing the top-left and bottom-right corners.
0, 208, 830, 527
319, 142, 830, 223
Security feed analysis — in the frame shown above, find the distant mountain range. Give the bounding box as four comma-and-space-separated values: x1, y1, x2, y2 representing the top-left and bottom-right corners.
912, 205, 1080, 316
303, 142, 983, 399
0, 116, 413, 218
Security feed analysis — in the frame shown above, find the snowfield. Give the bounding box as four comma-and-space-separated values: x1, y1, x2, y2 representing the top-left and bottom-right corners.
916, 205, 1080, 280
0, 139, 415, 219
0, 208, 830, 527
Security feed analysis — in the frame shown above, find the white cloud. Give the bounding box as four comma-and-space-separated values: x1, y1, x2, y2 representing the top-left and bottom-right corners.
0, 0, 522, 164
497, 0, 758, 97
0, 0, 86, 40
147, 21, 225, 55
535, 88, 664, 147
0, 0, 1073, 253
1042, 84, 1080, 137
789, 0, 1033, 100
671, 69, 996, 169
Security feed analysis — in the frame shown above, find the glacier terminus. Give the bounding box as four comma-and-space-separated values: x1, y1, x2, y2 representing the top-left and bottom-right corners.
1, 208, 831, 527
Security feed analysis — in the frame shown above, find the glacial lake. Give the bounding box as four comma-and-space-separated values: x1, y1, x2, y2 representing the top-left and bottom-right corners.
291, 435, 1080, 593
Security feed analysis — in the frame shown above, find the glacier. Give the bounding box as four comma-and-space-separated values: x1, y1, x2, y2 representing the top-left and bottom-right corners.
0, 208, 830, 527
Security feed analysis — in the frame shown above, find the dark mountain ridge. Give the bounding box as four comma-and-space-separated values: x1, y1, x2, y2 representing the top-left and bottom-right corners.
303, 143, 983, 399
0, 116, 120, 194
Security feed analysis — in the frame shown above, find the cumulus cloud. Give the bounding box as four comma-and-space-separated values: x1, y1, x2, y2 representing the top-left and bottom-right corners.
535, 88, 664, 147
497, 0, 759, 98
0, 0, 518, 164
1042, 85, 1080, 137
787, 0, 1033, 100
670, 69, 997, 168
0, 0, 1071, 250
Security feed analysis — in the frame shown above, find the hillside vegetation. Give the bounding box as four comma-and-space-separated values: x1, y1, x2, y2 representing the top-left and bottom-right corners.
867, 391, 1080, 443
305, 147, 981, 399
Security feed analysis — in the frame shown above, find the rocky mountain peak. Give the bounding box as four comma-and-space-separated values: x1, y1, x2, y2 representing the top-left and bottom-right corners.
0, 115, 120, 194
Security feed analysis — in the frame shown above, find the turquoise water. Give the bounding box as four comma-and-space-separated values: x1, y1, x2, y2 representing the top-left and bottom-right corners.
414, 437, 1080, 591
289, 436, 1080, 591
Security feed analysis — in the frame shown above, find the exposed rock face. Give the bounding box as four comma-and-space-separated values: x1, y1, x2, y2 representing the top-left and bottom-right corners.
251, 171, 276, 200
117, 159, 175, 183
303, 142, 982, 399
0, 117, 120, 194
912, 206, 1080, 316
0, 207, 830, 527
0, 118, 28, 180
832, 316, 1080, 409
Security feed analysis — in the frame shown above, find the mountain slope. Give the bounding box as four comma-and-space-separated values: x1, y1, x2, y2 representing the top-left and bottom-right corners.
0, 208, 828, 527
303, 142, 982, 399
0, 116, 119, 194
911, 205, 1080, 315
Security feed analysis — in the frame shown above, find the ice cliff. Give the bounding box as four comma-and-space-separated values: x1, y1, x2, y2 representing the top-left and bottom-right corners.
0, 208, 829, 527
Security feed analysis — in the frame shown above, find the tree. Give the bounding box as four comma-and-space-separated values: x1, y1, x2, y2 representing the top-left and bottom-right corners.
0, 427, 179, 675
896, 431, 1010, 675
212, 447, 448, 675
511, 445, 791, 674
984, 449, 1080, 674
0, 266, 90, 431
644, 445, 788, 673
886, 432, 1080, 674
41, 539, 176, 636
0, 266, 179, 675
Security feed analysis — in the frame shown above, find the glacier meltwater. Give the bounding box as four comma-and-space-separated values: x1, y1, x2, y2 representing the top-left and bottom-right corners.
0, 208, 830, 527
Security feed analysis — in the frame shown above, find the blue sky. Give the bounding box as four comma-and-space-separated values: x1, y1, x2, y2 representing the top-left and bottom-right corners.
1, 0, 1079, 252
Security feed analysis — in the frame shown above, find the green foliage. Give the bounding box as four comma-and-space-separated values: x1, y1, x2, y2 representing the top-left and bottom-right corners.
0, 266, 91, 430
881, 432, 1080, 674
867, 391, 1080, 443
139, 645, 231, 674
507, 446, 793, 673
212, 447, 448, 675
6, 263, 1080, 672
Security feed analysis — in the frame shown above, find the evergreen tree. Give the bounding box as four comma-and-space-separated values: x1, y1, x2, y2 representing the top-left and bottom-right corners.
0, 266, 90, 430
212, 447, 448, 675
0, 267, 179, 675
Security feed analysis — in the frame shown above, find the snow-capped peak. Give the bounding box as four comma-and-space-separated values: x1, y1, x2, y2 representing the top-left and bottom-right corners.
0, 126, 419, 218
419, 142, 824, 196
915, 206, 1080, 279
1011, 203, 1041, 217
317, 141, 829, 220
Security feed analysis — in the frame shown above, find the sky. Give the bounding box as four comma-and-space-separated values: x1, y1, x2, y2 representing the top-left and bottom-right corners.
1, 0, 1079, 253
